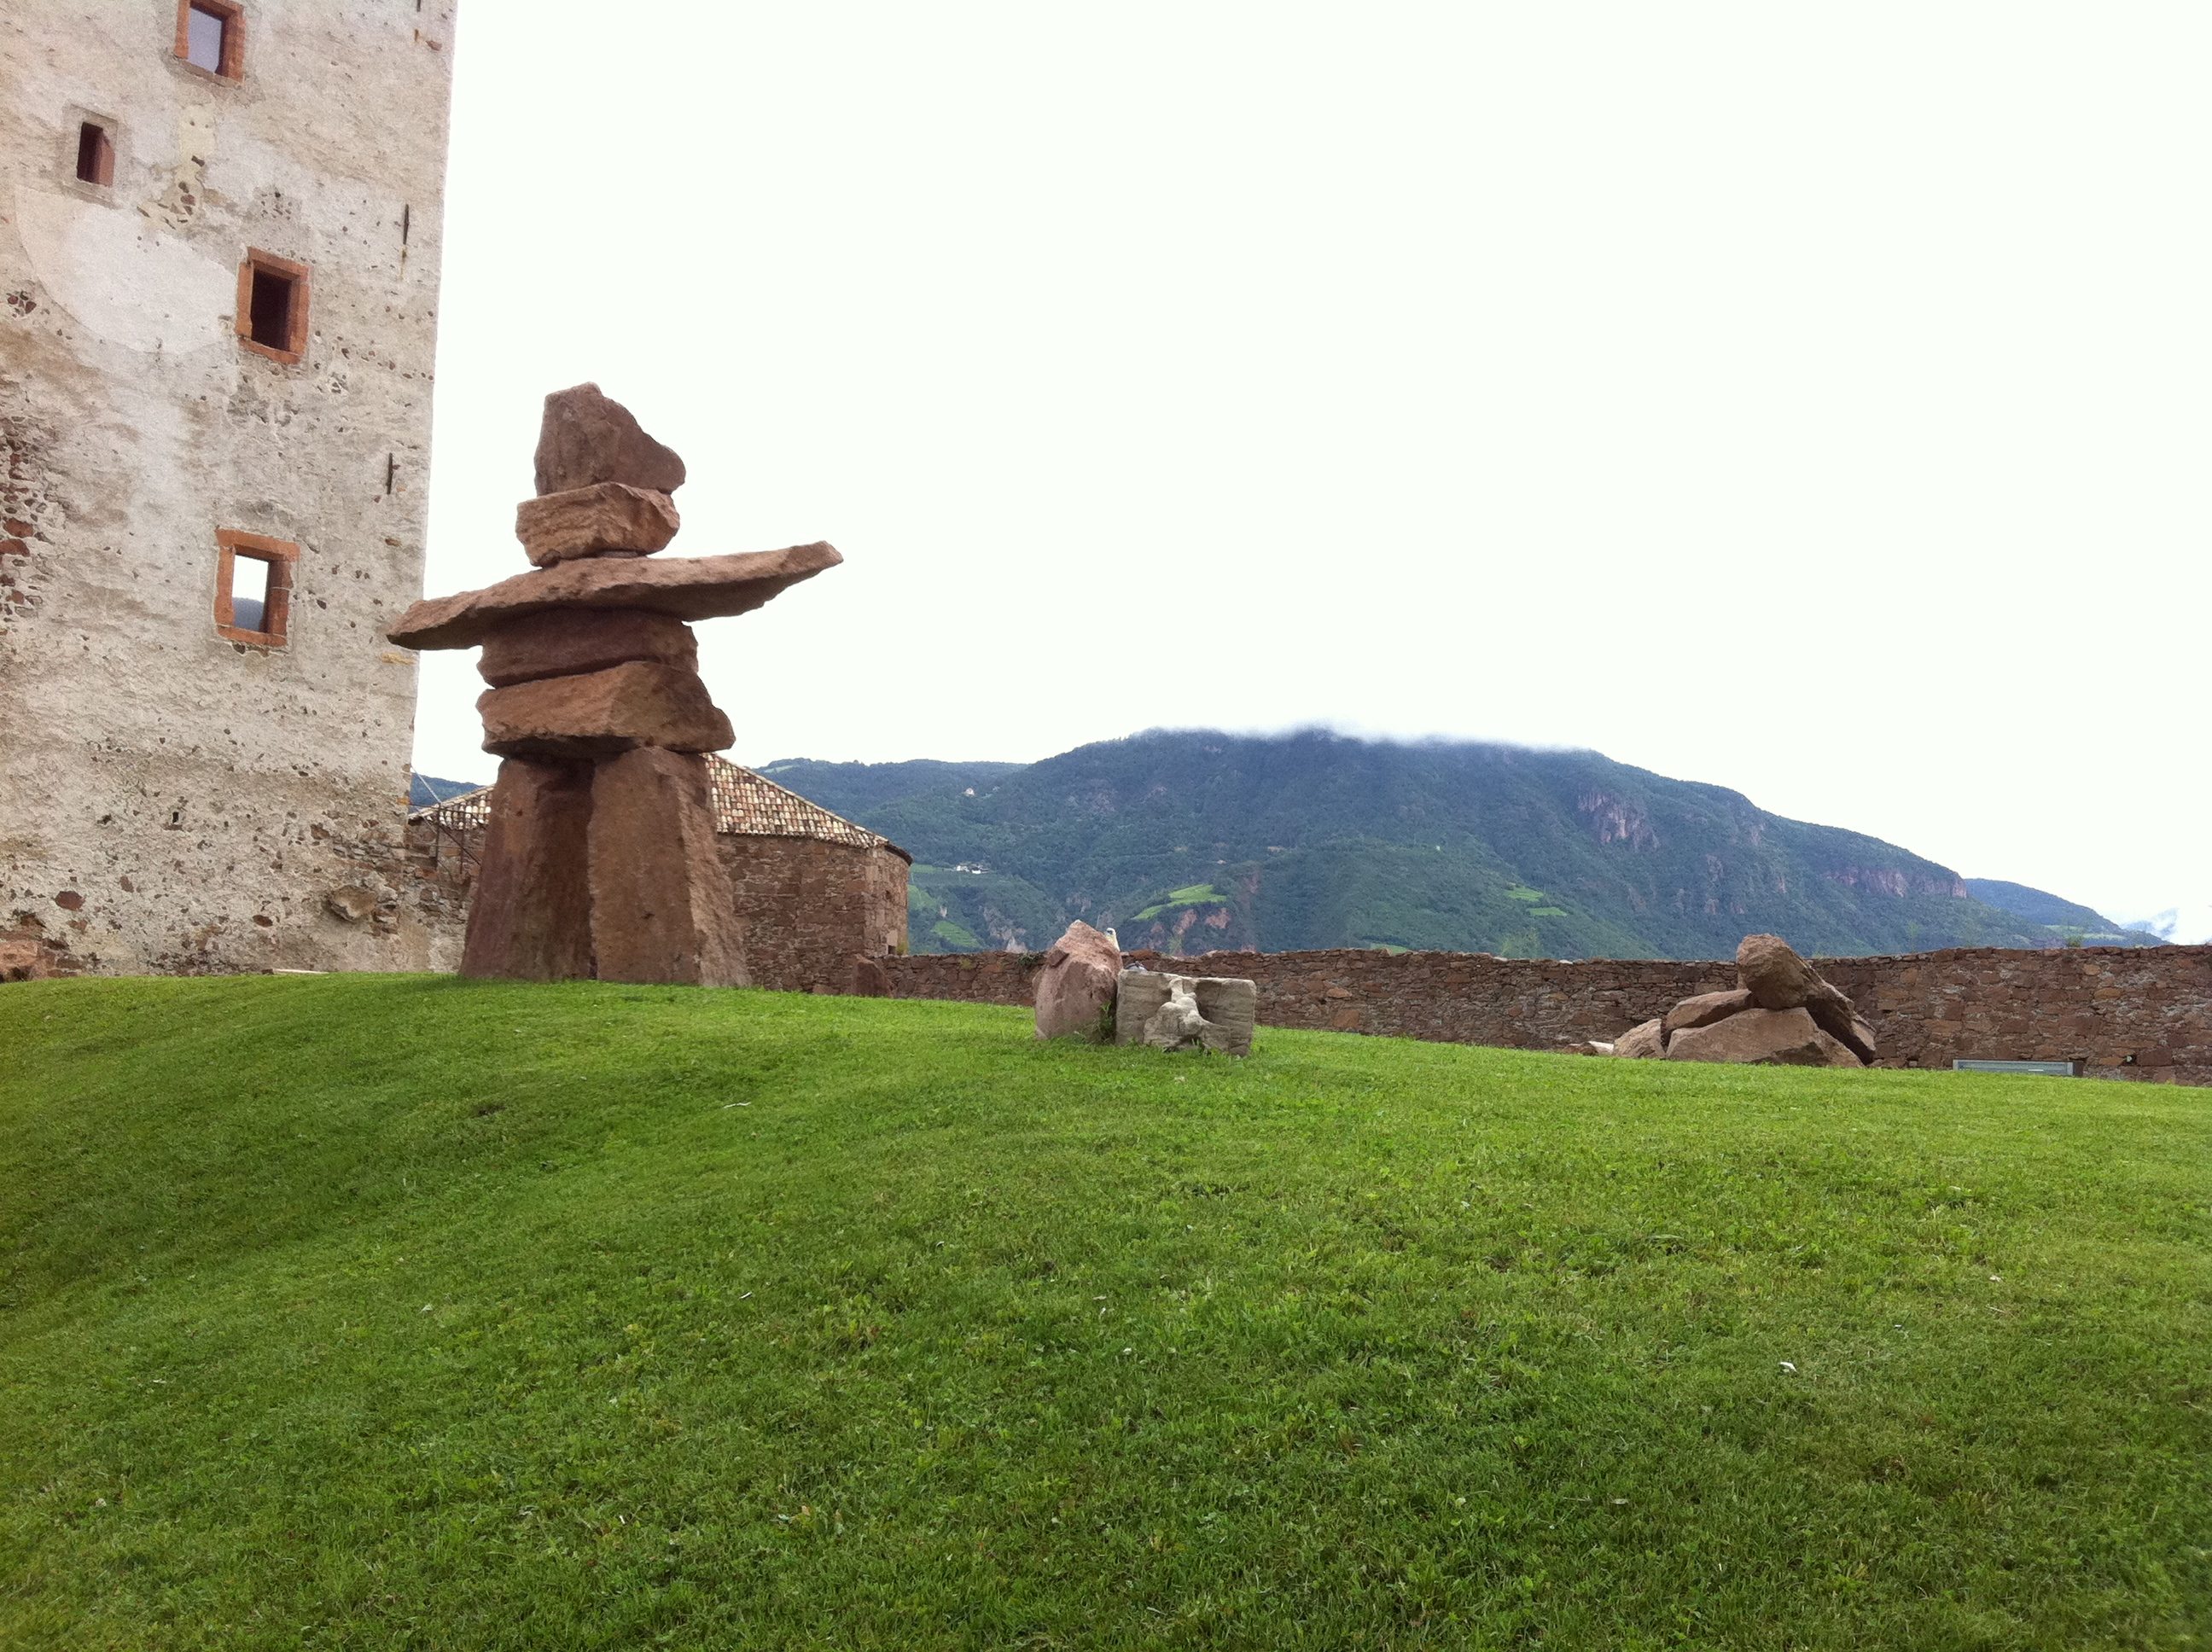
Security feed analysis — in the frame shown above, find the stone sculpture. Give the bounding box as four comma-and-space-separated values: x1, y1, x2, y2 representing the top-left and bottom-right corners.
387, 385, 839, 986
1034, 921, 1122, 1040
1114, 969, 1257, 1056
1604, 934, 1875, 1067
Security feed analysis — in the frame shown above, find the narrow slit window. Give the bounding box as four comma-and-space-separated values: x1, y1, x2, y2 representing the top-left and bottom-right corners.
176, 1, 245, 81
248, 269, 293, 350
235, 249, 309, 363
215, 531, 296, 645
75, 122, 114, 188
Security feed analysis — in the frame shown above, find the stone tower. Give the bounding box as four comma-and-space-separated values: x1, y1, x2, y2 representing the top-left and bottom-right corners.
0, 3, 458, 975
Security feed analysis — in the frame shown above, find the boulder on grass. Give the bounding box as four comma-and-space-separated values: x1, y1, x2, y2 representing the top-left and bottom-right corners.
1114, 970, 1255, 1056
1613, 1018, 1666, 1059
1845, 1015, 1879, 1062
1663, 987, 1752, 1038
1666, 1006, 1861, 1067
1802, 980, 1878, 1063
1736, 934, 1878, 1062
1035, 921, 1121, 1040
1736, 934, 1819, 1009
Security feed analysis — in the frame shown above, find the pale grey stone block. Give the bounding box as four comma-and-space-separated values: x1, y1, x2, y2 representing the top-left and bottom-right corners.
1114, 969, 1255, 1056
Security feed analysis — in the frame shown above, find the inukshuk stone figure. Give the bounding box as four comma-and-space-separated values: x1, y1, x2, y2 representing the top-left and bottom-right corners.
387, 384, 839, 986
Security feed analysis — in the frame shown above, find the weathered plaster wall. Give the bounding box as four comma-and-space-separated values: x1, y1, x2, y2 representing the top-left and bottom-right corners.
1, 2, 457, 974
884, 944, 2212, 1086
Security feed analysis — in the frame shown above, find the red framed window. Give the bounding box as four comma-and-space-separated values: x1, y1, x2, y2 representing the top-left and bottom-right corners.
214, 530, 297, 647
236, 249, 310, 364
175, 0, 246, 82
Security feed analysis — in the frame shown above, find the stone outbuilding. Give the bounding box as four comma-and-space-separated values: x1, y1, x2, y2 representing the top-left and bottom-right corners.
405, 757, 910, 992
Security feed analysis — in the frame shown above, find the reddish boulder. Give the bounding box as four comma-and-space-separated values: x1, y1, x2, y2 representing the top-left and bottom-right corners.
1613, 1018, 1665, 1059
389, 541, 841, 650
1736, 934, 1819, 1009
1737, 934, 1878, 1062
1663, 988, 1753, 1038
476, 661, 733, 760
1035, 921, 1122, 1041
586, 747, 747, 987
515, 483, 681, 567
476, 609, 698, 688
533, 383, 687, 497
1803, 981, 1879, 1063
460, 757, 594, 981
1666, 1007, 1862, 1067
850, 955, 891, 998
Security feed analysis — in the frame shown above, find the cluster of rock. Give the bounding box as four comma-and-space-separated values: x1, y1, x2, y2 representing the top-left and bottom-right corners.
1604, 934, 1877, 1067
1033, 922, 1256, 1056
387, 385, 838, 986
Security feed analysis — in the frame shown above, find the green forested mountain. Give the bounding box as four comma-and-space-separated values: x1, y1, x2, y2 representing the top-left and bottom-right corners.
762, 731, 2163, 961
752, 759, 1023, 818
1961, 879, 2158, 948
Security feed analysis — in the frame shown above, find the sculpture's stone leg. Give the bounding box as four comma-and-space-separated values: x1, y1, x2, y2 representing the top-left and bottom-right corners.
462, 757, 595, 980
587, 747, 748, 987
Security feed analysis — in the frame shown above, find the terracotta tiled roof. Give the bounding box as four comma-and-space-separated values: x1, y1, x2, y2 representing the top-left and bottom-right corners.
407, 756, 909, 862
410, 786, 491, 831
705, 757, 910, 860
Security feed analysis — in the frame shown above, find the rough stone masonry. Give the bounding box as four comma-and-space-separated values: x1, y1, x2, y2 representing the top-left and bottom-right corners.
888, 943, 2212, 1086
387, 386, 839, 986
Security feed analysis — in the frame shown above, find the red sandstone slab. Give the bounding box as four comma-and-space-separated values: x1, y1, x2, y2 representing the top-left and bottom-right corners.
477, 660, 735, 759
477, 609, 698, 688
461, 757, 594, 981
588, 747, 747, 988
389, 541, 841, 651
1662, 988, 1753, 1038
1666, 1006, 1860, 1067
515, 483, 680, 567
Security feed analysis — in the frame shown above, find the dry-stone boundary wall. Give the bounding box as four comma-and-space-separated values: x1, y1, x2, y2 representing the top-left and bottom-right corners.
885, 945, 2212, 1086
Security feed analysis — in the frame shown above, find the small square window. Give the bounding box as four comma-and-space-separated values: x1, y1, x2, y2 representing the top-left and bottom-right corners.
235, 249, 310, 364
175, 0, 245, 81
75, 122, 115, 189
215, 531, 297, 647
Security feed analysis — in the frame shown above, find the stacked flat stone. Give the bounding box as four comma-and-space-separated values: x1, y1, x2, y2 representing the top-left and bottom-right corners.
387, 384, 840, 986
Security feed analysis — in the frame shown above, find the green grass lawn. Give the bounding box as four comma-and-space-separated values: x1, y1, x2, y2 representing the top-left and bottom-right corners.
3, 977, 2207, 1650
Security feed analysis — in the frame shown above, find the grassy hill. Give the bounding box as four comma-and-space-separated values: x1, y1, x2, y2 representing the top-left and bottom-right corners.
771, 730, 2163, 960
4, 977, 2207, 1649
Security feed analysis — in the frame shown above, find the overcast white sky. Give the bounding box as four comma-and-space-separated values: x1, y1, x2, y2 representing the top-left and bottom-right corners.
415, 3, 2209, 941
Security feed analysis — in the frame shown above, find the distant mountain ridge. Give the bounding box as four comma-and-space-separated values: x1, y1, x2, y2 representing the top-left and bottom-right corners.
1961, 879, 2155, 948
761, 731, 2164, 961
408, 773, 485, 811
